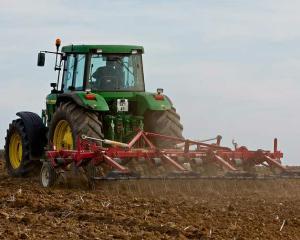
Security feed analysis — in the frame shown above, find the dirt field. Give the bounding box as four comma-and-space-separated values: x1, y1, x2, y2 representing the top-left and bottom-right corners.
0, 159, 299, 240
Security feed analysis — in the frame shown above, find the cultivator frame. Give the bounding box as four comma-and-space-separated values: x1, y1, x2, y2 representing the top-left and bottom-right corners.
40, 130, 300, 187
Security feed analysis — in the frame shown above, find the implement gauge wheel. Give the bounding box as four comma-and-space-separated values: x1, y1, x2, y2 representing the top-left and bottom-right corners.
48, 102, 104, 150
144, 107, 183, 147
4, 119, 32, 176
40, 162, 57, 187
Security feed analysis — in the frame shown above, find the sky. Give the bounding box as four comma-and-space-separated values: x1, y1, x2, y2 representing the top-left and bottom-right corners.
0, 0, 300, 165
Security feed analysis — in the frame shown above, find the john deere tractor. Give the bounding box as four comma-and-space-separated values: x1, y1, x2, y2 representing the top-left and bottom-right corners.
4, 39, 183, 176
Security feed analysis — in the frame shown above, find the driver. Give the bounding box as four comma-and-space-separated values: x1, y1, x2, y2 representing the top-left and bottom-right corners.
92, 60, 123, 90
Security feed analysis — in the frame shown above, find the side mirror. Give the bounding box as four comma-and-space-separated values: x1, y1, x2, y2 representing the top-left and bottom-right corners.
50, 83, 57, 88
37, 52, 45, 66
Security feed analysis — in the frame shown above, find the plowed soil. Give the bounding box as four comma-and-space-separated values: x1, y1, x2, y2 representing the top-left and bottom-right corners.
0, 160, 299, 239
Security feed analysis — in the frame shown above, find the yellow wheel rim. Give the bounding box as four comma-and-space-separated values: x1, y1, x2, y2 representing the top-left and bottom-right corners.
9, 132, 23, 169
53, 120, 74, 150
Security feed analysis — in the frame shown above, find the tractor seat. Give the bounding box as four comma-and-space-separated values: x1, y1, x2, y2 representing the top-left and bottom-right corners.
92, 66, 123, 90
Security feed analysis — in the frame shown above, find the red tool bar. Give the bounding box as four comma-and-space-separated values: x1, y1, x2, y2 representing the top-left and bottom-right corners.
144, 131, 230, 150
74, 151, 95, 161
264, 155, 286, 171
105, 148, 157, 158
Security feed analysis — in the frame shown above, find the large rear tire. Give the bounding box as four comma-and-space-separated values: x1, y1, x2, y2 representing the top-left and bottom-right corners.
144, 108, 183, 147
4, 119, 33, 176
48, 102, 104, 150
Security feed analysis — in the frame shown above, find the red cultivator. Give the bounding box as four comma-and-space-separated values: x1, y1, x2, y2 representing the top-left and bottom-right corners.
40, 130, 299, 187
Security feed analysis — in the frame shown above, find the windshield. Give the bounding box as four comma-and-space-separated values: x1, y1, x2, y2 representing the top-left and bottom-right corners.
88, 54, 144, 91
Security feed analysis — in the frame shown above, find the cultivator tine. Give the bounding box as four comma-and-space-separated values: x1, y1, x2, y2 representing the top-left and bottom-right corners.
103, 155, 129, 173
213, 154, 237, 171
160, 153, 189, 172
263, 155, 286, 172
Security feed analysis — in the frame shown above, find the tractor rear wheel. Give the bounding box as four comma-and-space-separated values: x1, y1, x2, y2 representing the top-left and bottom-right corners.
144, 108, 183, 147
48, 102, 104, 150
4, 119, 33, 176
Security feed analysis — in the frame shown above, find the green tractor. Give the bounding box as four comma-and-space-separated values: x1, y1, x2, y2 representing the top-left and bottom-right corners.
4, 39, 183, 177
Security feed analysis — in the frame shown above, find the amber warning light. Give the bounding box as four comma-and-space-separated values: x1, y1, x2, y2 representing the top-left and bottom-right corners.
55, 38, 61, 50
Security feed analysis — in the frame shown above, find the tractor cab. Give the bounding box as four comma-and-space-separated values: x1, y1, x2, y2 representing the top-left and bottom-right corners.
61, 45, 145, 93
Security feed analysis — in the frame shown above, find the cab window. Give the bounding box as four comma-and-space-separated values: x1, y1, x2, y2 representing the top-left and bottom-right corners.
63, 54, 86, 91
63, 55, 75, 91
74, 55, 86, 90
88, 54, 144, 91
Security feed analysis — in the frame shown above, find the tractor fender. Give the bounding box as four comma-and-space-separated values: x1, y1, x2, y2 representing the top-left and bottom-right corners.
135, 92, 172, 115
16, 111, 47, 158
56, 92, 109, 111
